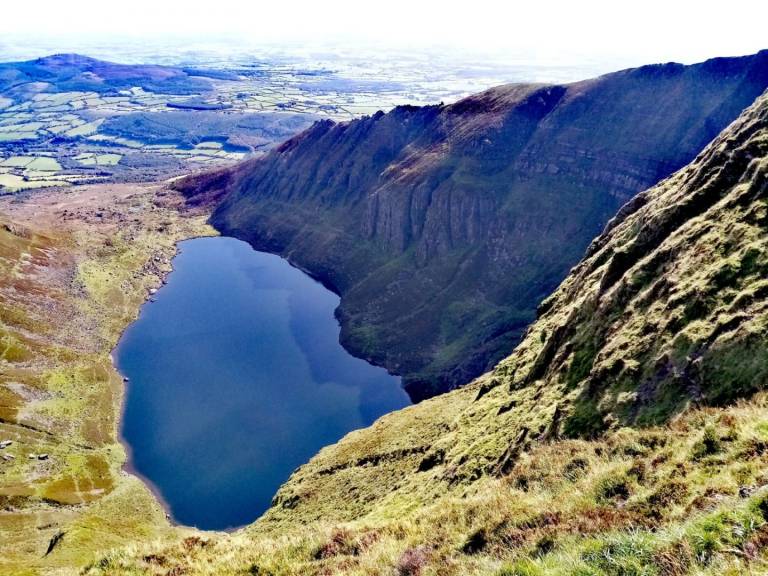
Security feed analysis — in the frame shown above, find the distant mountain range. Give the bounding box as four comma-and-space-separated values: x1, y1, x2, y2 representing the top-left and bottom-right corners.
177, 50, 768, 400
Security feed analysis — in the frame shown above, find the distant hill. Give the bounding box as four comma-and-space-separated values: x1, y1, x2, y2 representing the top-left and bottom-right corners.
176, 50, 768, 400
0, 53, 213, 96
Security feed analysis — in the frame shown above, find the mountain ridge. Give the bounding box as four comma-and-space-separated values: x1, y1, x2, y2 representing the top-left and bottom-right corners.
176, 50, 768, 400
257, 85, 768, 528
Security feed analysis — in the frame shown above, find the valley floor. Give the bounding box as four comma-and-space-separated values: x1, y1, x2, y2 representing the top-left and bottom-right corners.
0, 182, 214, 573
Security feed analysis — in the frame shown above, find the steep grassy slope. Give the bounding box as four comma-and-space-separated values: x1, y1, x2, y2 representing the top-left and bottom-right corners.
90, 90, 768, 575
177, 51, 768, 400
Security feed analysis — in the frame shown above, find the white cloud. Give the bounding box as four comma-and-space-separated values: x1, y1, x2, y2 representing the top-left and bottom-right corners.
2, 0, 766, 65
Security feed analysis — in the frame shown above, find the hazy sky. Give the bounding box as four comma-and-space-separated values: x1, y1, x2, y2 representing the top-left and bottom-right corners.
2, 0, 766, 65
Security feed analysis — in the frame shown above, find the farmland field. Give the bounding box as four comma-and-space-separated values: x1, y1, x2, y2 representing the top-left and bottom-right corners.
0, 50, 542, 193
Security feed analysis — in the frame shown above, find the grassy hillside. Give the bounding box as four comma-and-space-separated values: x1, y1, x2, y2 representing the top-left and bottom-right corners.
178, 51, 768, 400
0, 185, 214, 573
85, 90, 768, 575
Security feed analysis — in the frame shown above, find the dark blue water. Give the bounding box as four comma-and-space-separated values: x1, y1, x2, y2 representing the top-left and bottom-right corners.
116, 236, 409, 530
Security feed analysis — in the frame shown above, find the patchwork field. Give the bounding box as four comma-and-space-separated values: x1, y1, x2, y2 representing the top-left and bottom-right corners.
0, 80, 311, 192
0, 51, 521, 194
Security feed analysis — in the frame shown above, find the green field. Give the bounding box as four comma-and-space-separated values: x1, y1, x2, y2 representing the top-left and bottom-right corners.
0, 172, 70, 191
1, 155, 62, 171
74, 153, 123, 166
0, 52, 445, 193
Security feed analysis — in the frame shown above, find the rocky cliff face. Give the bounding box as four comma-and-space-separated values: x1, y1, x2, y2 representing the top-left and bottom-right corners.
177, 51, 768, 400
262, 87, 768, 529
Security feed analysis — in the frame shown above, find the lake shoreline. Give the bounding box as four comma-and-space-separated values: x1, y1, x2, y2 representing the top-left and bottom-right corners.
111, 231, 224, 532
114, 236, 410, 530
